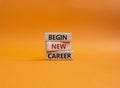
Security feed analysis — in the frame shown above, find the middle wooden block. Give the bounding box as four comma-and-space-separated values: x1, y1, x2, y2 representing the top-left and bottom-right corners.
46, 42, 71, 51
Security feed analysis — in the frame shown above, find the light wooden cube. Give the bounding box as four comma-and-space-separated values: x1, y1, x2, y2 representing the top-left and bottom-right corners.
46, 42, 71, 51
46, 51, 73, 60
45, 33, 72, 42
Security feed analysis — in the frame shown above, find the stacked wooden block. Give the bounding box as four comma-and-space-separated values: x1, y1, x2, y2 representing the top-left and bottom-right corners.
45, 33, 73, 60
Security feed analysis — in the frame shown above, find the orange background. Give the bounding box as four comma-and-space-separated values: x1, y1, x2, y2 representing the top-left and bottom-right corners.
0, 0, 120, 88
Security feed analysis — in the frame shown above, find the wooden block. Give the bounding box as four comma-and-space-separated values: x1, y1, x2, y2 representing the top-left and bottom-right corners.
45, 33, 72, 42
46, 51, 73, 60
46, 42, 71, 51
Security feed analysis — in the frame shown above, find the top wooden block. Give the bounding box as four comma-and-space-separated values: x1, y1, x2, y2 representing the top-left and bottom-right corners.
45, 33, 72, 42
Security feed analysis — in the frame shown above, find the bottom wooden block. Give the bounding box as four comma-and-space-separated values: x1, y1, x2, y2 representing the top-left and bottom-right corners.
46, 51, 73, 60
